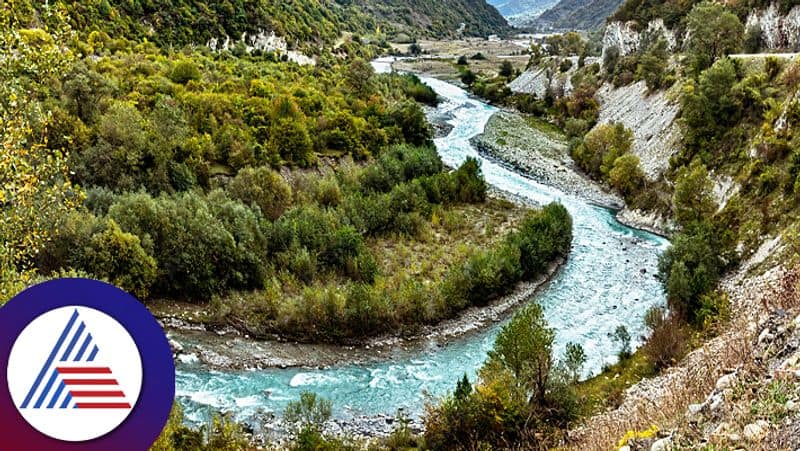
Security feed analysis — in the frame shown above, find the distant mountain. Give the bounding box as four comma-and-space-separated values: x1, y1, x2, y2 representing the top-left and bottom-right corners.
520, 0, 625, 31
356, 0, 509, 38
487, 0, 559, 17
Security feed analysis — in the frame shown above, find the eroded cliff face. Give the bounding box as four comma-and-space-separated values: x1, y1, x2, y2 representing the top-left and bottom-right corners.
509, 56, 600, 98
600, 19, 676, 62
595, 80, 680, 180
602, 3, 800, 57
207, 30, 316, 65
745, 3, 800, 51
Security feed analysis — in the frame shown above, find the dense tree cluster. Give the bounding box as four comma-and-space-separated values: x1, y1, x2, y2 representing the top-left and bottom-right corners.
41, 50, 435, 195
571, 122, 647, 202
425, 303, 584, 449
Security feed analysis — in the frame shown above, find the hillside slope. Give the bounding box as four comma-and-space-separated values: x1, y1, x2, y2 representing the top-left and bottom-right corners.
357, 0, 509, 38
29, 0, 507, 54
523, 0, 624, 31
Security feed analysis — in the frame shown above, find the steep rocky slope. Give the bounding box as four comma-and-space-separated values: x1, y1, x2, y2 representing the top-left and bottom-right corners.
594, 80, 681, 180
745, 3, 800, 51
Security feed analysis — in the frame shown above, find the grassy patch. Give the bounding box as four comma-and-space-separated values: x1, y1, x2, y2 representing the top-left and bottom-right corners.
524, 116, 567, 142
575, 350, 656, 416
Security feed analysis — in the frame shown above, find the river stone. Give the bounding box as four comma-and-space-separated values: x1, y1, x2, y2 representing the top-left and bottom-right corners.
743, 420, 769, 442
716, 373, 736, 390
758, 328, 774, 344
650, 437, 671, 451
708, 393, 724, 413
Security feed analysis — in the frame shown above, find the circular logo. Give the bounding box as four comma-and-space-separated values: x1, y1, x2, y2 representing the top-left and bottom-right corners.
8, 306, 144, 441
0, 279, 175, 450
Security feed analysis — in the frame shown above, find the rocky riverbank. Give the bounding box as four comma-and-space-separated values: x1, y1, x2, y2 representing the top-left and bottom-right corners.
568, 237, 800, 451
471, 111, 623, 209
470, 111, 675, 236
163, 255, 564, 371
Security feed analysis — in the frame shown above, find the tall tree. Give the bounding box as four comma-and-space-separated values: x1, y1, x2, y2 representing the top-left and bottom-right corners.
488, 303, 554, 404
685, 1, 743, 75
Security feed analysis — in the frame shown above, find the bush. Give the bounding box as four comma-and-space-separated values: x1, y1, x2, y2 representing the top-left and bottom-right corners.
227, 166, 293, 220
39, 213, 158, 299
609, 154, 645, 199
643, 308, 688, 371
108, 192, 265, 300
169, 60, 201, 84
657, 221, 726, 323
572, 122, 633, 179
85, 220, 158, 299
513, 203, 572, 278
285, 391, 333, 434
499, 60, 514, 77
452, 157, 487, 203
460, 70, 477, 86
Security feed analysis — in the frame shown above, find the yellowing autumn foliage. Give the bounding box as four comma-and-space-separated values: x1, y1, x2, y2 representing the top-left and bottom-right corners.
0, 4, 83, 302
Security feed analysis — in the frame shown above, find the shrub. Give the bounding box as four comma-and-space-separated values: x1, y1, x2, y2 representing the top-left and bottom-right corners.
499, 60, 514, 77
657, 221, 726, 323
513, 203, 572, 278
671, 159, 715, 227
85, 220, 158, 299
460, 70, 476, 86
285, 391, 332, 434
385, 102, 432, 147
38, 212, 157, 299
108, 192, 259, 299
613, 325, 632, 359
609, 154, 645, 199
643, 308, 688, 371
169, 60, 201, 84
452, 157, 487, 203
226, 166, 293, 220
572, 122, 634, 179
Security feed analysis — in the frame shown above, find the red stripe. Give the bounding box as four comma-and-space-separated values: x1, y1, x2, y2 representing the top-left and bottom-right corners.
63, 379, 119, 385
70, 391, 125, 397
76, 402, 131, 409
57, 367, 111, 374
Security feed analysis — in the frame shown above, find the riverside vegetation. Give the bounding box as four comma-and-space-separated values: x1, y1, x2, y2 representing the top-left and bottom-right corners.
439, 1, 800, 449
13, 0, 800, 449
0, 2, 582, 450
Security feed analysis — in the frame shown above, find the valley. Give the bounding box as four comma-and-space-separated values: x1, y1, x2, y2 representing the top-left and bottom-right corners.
4, 0, 800, 450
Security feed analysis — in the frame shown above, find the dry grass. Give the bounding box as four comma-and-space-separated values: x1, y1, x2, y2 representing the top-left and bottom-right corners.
371, 198, 523, 285
567, 263, 800, 450
391, 38, 530, 81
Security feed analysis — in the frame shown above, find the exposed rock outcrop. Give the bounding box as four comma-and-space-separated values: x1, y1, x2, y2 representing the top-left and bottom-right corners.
207, 30, 315, 65
601, 19, 677, 64
509, 56, 599, 98
594, 80, 681, 180
745, 3, 800, 51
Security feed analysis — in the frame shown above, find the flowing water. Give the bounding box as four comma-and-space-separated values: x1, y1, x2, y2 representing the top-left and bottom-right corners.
173, 58, 669, 427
